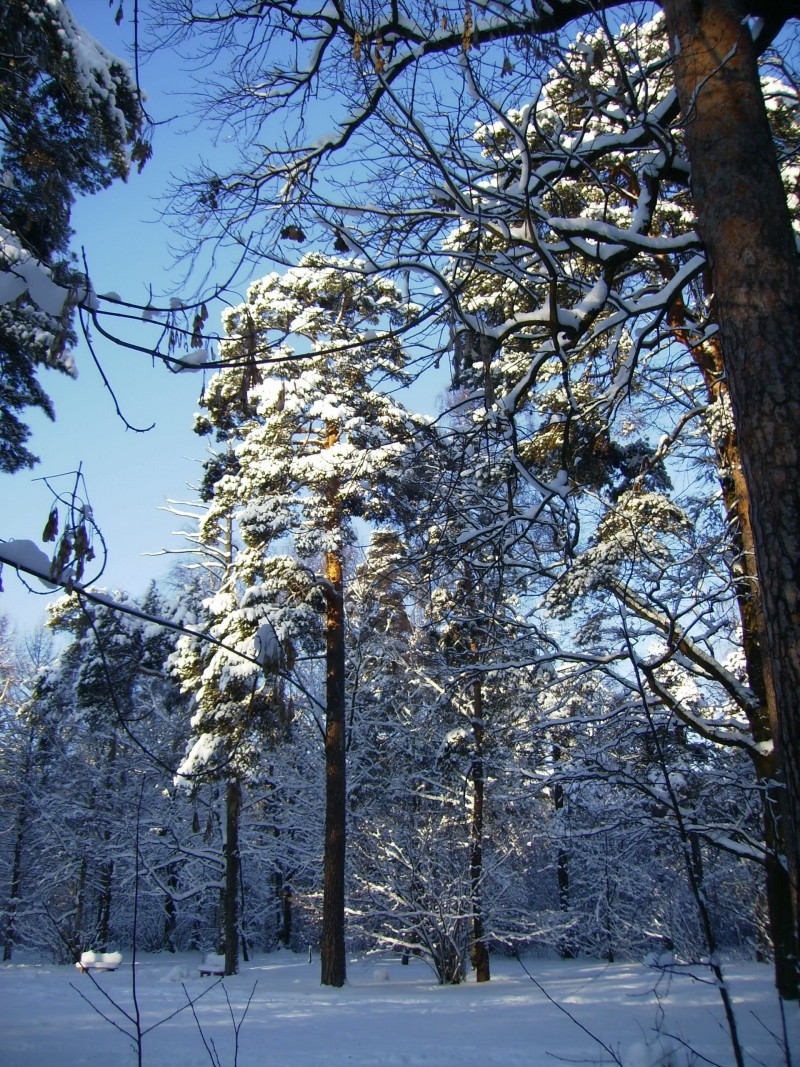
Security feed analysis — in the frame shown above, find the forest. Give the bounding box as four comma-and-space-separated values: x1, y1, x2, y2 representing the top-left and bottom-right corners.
2, 3, 800, 1060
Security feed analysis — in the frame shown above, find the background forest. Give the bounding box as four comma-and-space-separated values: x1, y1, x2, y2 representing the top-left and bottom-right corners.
2, 3, 800, 1046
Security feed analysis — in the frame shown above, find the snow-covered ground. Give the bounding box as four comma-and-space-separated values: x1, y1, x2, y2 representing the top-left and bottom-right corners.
0, 950, 797, 1066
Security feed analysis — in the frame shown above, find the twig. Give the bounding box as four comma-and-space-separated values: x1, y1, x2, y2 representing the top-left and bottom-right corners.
140, 979, 223, 1035
77, 301, 155, 434
618, 599, 747, 1067
513, 953, 624, 1065
184, 985, 222, 1067
130, 776, 146, 1067
226, 981, 258, 1066
69, 979, 136, 1041
182, 980, 258, 1067
660, 1030, 726, 1067
749, 1001, 794, 1067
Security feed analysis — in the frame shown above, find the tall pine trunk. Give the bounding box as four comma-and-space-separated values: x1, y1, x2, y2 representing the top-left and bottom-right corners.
96, 860, 114, 951
712, 379, 795, 998
274, 869, 293, 947
321, 547, 347, 987
223, 778, 242, 976
667, 314, 796, 995
163, 870, 177, 953
3, 724, 35, 962
662, 0, 800, 997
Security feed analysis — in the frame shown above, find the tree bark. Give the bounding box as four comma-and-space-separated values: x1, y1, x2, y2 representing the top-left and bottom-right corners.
239, 856, 249, 962
274, 869, 293, 947
469, 678, 491, 982
667, 321, 796, 995
710, 372, 795, 998
96, 860, 114, 951
661, 0, 800, 997
96, 732, 118, 951
71, 855, 88, 963
3, 810, 25, 961
223, 778, 242, 976
552, 743, 575, 960
163, 871, 177, 953
321, 548, 347, 987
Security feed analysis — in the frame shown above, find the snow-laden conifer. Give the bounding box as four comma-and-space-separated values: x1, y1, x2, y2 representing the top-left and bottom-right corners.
173, 253, 430, 985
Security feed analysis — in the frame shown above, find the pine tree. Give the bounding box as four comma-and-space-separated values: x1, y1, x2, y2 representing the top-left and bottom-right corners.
185, 253, 427, 985
438, 18, 799, 996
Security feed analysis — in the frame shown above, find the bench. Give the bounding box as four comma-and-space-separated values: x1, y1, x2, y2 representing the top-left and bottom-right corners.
199, 952, 226, 976
76, 951, 122, 973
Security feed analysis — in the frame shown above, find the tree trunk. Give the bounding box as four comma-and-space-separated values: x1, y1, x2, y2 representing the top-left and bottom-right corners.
96, 860, 114, 951
469, 678, 491, 982
163, 870, 177, 953
274, 869, 293, 948
3, 726, 34, 963
95, 732, 118, 952
321, 548, 347, 987
223, 778, 242, 976
552, 744, 575, 960
239, 855, 249, 962
3, 810, 26, 961
716, 436, 796, 995
71, 855, 88, 963
282, 877, 293, 948
661, 0, 800, 997
670, 326, 796, 995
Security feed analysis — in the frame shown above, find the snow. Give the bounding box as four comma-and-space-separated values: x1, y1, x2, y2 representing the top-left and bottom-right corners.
255, 622, 281, 669
48, 0, 138, 148
0, 225, 70, 316
19, 256, 70, 316
745, 16, 765, 41
77, 951, 123, 972
0, 539, 57, 590
172, 347, 210, 372
545, 469, 570, 500
0, 952, 795, 1066
0, 268, 28, 304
